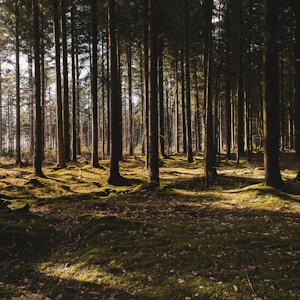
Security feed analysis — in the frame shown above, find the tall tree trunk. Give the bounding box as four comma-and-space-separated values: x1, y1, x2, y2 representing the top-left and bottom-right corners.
62, 0, 70, 162
53, 0, 66, 168
106, 30, 110, 156
75, 42, 81, 155
181, 47, 187, 154
33, 0, 44, 177
184, 0, 193, 163
193, 60, 201, 153
28, 50, 34, 156
91, 0, 100, 167
15, 0, 21, 166
295, 0, 300, 156
204, 0, 215, 187
263, 0, 283, 188
108, 0, 125, 185
246, 0, 253, 162
101, 33, 106, 158
148, 0, 159, 184
71, 4, 77, 161
40, 10, 46, 159
143, 0, 149, 167
127, 40, 134, 156
236, 0, 244, 165
0, 62, 2, 152
158, 36, 165, 157
175, 55, 180, 153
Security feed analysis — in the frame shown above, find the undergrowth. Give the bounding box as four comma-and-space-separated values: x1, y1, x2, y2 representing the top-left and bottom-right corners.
0, 153, 300, 299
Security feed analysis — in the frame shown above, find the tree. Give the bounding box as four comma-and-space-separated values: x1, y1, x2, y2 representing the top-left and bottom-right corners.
52, 0, 66, 168
295, 0, 300, 157
236, 0, 244, 165
15, 0, 21, 166
33, 0, 44, 177
184, 0, 193, 163
71, 3, 77, 161
263, 0, 283, 188
61, 0, 70, 162
108, 0, 126, 185
91, 0, 100, 168
148, 0, 159, 184
204, 0, 216, 186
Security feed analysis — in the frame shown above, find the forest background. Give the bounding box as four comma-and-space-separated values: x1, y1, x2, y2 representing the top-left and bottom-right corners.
0, 0, 300, 299
0, 0, 298, 187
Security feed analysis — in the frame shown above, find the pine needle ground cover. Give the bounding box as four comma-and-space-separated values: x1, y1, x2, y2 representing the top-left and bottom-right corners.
0, 154, 299, 299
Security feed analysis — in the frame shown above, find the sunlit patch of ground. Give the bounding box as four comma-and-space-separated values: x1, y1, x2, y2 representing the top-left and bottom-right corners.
0, 152, 300, 299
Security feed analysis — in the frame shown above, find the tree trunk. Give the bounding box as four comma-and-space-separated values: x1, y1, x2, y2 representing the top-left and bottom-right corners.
127, 41, 134, 156
15, 0, 21, 166
184, 0, 193, 163
0, 62, 2, 152
143, 0, 149, 167
295, 0, 300, 156
148, 0, 159, 184
33, 0, 44, 177
204, 0, 215, 187
62, 0, 70, 162
263, 0, 283, 188
236, 0, 244, 165
53, 0, 66, 168
158, 36, 165, 157
71, 4, 77, 161
108, 0, 125, 185
181, 47, 187, 154
91, 0, 100, 168
175, 55, 180, 153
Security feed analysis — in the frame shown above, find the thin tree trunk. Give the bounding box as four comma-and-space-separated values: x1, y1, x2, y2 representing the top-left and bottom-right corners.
108, 0, 125, 185
143, 0, 149, 166
0, 62, 2, 151
91, 0, 100, 167
175, 55, 180, 153
71, 4, 77, 161
158, 36, 165, 157
193, 60, 201, 153
181, 47, 187, 154
204, 0, 215, 187
15, 0, 21, 166
33, 0, 44, 177
62, 0, 70, 162
263, 0, 283, 188
127, 41, 134, 156
184, 0, 193, 163
148, 0, 159, 184
295, 0, 300, 156
52, 0, 66, 168
236, 0, 244, 165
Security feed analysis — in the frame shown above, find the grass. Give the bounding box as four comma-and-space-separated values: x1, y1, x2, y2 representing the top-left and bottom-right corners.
0, 153, 300, 299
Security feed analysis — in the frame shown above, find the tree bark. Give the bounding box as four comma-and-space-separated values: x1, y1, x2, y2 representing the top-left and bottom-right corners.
263, 0, 283, 188
158, 36, 165, 157
91, 0, 100, 167
62, 0, 70, 162
295, 0, 300, 156
236, 0, 244, 165
71, 4, 77, 161
53, 0, 66, 168
108, 0, 125, 185
184, 0, 193, 163
33, 0, 44, 177
148, 0, 159, 184
15, 0, 21, 166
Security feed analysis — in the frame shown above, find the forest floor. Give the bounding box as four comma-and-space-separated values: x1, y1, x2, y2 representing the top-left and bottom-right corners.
0, 152, 300, 300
